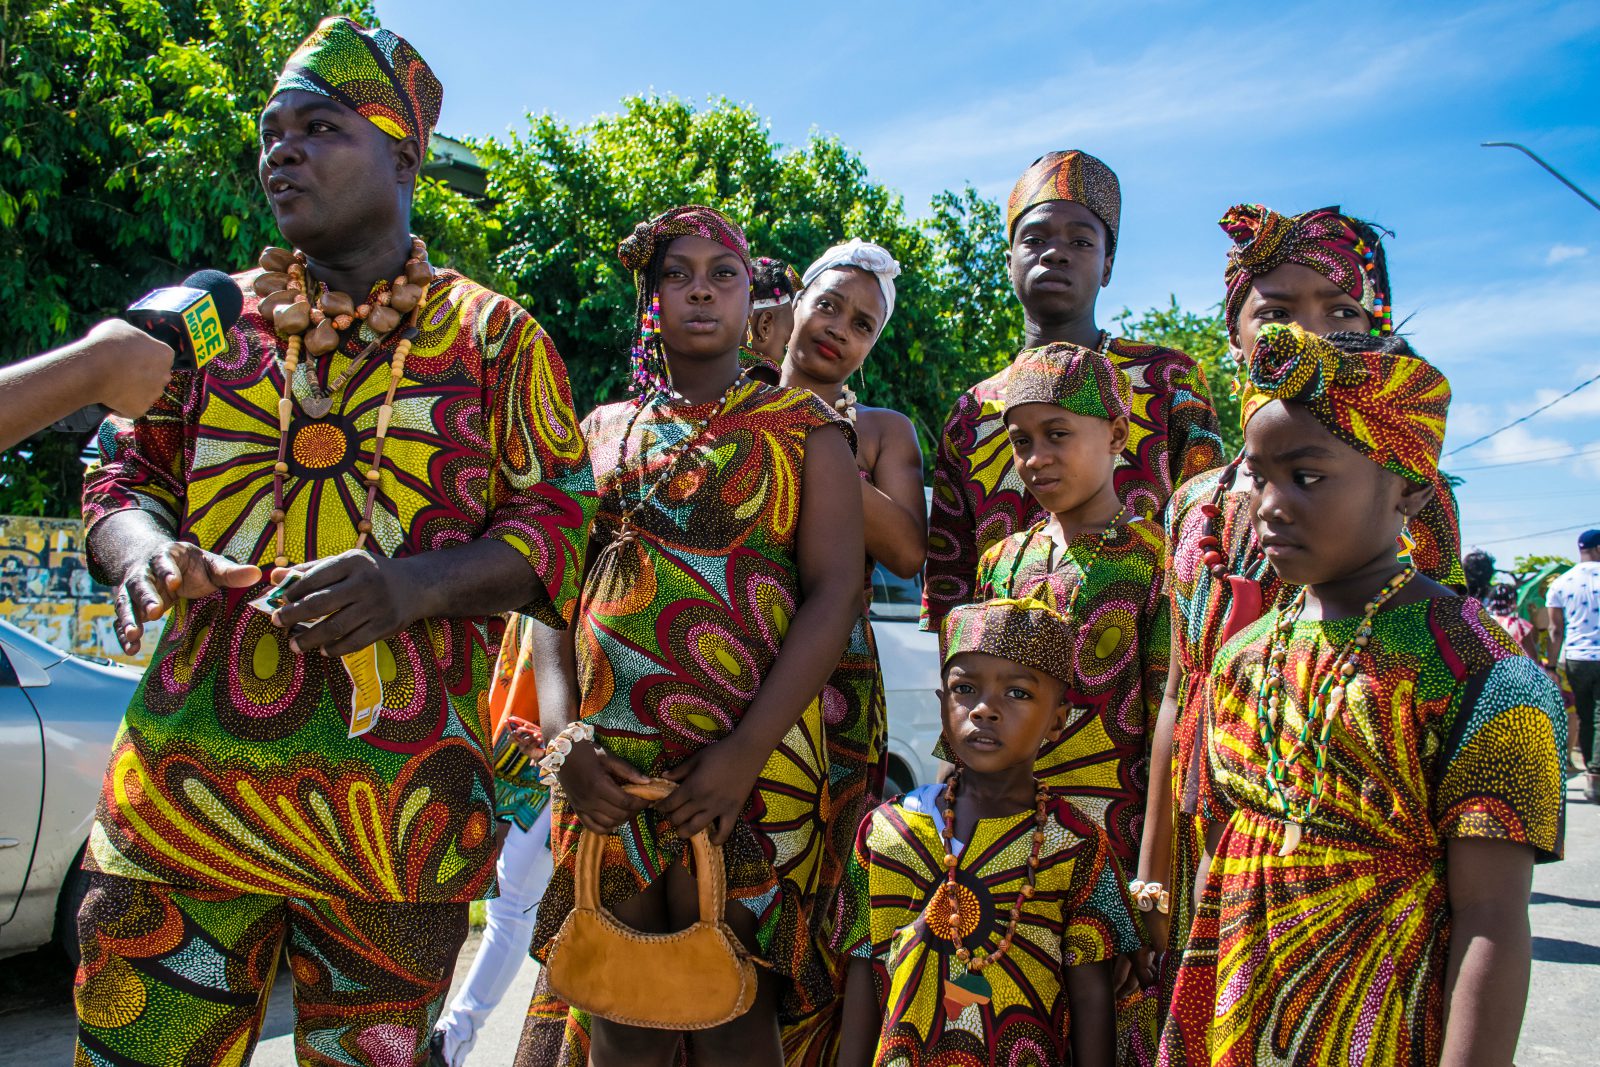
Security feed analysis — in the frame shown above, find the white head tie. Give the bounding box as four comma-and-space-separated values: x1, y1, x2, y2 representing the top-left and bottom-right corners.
802, 239, 901, 328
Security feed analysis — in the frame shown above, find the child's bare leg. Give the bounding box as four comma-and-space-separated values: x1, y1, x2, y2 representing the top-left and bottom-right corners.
587, 876, 683, 1067
667, 863, 783, 1067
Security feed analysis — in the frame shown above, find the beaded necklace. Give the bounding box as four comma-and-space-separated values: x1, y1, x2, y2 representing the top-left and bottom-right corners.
256, 237, 434, 567
610, 371, 746, 548
1256, 565, 1415, 855
1000, 505, 1126, 623
936, 769, 1050, 1007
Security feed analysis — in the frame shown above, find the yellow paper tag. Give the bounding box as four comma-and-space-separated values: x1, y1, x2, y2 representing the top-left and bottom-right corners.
342, 644, 385, 739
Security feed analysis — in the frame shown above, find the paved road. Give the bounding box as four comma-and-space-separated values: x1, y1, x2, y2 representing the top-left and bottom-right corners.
3, 773, 1595, 1064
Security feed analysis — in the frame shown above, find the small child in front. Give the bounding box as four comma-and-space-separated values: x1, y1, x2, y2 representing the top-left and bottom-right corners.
836, 596, 1142, 1067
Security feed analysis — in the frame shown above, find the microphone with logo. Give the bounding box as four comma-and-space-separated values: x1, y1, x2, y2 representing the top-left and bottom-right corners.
52, 269, 246, 434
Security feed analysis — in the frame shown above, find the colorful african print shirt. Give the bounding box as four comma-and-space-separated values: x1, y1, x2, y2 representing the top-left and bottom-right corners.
975, 515, 1169, 865
80, 267, 595, 903
837, 784, 1143, 1067
923, 338, 1222, 629
1162, 597, 1566, 1067
529, 381, 849, 1022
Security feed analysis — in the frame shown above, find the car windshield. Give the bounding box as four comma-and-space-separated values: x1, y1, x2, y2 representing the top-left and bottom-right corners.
869, 564, 923, 621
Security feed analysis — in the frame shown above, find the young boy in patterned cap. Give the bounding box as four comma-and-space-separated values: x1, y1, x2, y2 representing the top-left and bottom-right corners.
923, 149, 1224, 630
974, 342, 1167, 1065
1160, 324, 1565, 1067
835, 596, 1140, 1067
744, 255, 802, 383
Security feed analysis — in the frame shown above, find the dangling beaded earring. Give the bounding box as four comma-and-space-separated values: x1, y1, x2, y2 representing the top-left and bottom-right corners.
629, 290, 668, 396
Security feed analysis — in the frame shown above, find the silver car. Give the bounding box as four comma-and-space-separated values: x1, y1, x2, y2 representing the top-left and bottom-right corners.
0, 619, 136, 961
869, 564, 944, 796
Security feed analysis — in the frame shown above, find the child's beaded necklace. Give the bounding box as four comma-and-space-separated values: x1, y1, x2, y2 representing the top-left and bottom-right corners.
936, 769, 1051, 1009
1257, 565, 1415, 855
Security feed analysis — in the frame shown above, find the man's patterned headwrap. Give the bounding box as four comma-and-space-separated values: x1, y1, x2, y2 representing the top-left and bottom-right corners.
1005, 150, 1121, 253
1002, 342, 1132, 422
1240, 323, 1447, 484
940, 596, 1075, 686
617, 205, 752, 395
1220, 204, 1392, 338
273, 17, 442, 153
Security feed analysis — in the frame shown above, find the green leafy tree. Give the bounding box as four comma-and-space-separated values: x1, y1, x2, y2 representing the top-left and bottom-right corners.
0, 1, 509, 517
476, 96, 1017, 454
1116, 297, 1239, 456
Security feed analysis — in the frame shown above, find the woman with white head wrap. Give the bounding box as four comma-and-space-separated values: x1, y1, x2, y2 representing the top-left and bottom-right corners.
777, 237, 927, 1066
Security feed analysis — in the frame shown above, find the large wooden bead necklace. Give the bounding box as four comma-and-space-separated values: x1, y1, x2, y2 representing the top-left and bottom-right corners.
253, 237, 433, 567
936, 769, 1050, 1011
1257, 564, 1415, 855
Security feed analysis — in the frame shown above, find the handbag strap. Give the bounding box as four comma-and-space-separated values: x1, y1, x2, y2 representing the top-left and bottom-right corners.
572, 777, 727, 927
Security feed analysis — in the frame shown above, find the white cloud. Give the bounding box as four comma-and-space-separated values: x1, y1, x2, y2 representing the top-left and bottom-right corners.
1548, 244, 1589, 264
1404, 271, 1600, 370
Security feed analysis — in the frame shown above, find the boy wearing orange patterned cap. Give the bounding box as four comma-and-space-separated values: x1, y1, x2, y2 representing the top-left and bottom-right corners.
836, 597, 1141, 1067
923, 150, 1223, 632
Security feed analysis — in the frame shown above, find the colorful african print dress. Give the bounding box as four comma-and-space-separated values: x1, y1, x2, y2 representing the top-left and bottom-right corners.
976, 515, 1167, 1066
79, 266, 594, 904
1163, 466, 1469, 991
524, 381, 849, 1061
836, 784, 1143, 1067
923, 338, 1222, 629
1161, 596, 1566, 1066
489, 614, 551, 833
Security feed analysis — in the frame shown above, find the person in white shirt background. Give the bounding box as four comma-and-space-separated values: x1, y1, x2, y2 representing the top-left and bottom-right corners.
1546, 528, 1600, 803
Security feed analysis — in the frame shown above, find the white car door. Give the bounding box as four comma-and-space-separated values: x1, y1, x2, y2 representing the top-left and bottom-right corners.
0, 640, 46, 927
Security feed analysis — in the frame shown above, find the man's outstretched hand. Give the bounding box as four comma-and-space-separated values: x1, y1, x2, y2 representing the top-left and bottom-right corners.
114, 542, 261, 653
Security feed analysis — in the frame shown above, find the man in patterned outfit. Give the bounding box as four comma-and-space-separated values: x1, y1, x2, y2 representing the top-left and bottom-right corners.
72, 18, 594, 1065
923, 150, 1223, 629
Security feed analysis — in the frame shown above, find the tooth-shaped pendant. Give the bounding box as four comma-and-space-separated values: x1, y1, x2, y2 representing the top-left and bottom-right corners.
1277, 820, 1302, 856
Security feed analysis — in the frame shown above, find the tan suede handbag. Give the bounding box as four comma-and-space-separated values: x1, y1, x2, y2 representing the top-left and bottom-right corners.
544, 778, 760, 1030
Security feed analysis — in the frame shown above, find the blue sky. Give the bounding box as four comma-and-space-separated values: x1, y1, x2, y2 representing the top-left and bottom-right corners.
379, 0, 1600, 566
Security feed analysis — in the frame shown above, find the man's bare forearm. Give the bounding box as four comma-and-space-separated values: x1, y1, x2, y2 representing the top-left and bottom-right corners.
394, 538, 542, 622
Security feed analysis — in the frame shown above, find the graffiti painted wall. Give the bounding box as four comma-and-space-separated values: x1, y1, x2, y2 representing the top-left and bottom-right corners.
0, 515, 157, 667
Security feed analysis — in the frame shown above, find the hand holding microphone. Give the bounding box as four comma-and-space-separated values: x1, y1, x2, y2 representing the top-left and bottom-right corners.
2, 270, 244, 448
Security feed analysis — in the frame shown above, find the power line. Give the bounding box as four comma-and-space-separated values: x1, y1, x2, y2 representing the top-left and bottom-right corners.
1447, 442, 1600, 473
1471, 521, 1598, 547
1443, 369, 1600, 457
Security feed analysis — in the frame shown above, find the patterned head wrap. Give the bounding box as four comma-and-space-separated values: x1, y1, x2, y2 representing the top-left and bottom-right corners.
1220, 204, 1392, 338
1005, 150, 1121, 253
618, 205, 752, 395
1240, 323, 1448, 485
273, 17, 442, 153
1002, 342, 1131, 422
801, 239, 902, 327
941, 596, 1075, 686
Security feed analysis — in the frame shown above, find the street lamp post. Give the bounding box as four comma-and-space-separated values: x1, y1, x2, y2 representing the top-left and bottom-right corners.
1482, 142, 1600, 212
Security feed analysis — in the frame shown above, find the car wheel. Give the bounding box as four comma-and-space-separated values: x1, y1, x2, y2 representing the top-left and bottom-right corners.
883, 756, 917, 799
55, 845, 91, 969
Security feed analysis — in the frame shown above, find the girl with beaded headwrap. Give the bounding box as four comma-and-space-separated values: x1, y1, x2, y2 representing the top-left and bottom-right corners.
775, 238, 927, 1066
513, 206, 865, 1067
1159, 324, 1564, 1067
1134, 205, 1466, 1013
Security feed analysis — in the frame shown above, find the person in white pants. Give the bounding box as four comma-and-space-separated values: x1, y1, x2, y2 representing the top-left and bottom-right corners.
431, 804, 554, 1066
